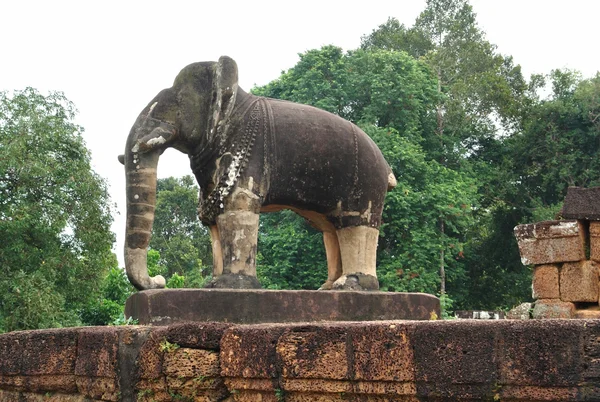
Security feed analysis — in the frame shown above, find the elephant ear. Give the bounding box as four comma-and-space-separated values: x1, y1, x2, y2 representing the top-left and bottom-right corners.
210, 56, 239, 139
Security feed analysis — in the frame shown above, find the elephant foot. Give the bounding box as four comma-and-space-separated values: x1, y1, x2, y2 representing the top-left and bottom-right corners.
205, 274, 262, 289
332, 273, 379, 291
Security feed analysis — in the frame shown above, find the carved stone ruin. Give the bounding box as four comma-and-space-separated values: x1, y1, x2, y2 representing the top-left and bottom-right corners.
514, 187, 600, 318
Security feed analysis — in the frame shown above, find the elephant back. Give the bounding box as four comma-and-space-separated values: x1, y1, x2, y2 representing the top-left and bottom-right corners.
264, 98, 390, 229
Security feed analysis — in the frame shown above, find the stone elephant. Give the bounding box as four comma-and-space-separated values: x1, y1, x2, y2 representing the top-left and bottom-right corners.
120, 56, 396, 291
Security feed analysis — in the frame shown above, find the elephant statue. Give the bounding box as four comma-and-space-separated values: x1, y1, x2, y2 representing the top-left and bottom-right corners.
120, 56, 396, 291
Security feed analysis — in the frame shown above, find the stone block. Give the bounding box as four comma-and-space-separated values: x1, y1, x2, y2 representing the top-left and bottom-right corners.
0, 332, 24, 375
591, 221, 600, 262
163, 348, 220, 378
514, 220, 586, 265
75, 328, 119, 378
75, 377, 118, 401
349, 323, 415, 382
560, 261, 599, 302
277, 326, 349, 380
136, 328, 168, 380
413, 321, 497, 388
532, 299, 575, 319
575, 308, 600, 319
532, 264, 560, 299
126, 289, 440, 325
220, 325, 286, 378
562, 186, 600, 220
498, 320, 583, 386
23, 375, 77, 393
164, 322, 232, 350
21, 330, 78, 376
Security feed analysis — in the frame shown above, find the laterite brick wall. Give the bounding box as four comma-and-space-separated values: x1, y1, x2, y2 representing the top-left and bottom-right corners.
1, 320, 600, 401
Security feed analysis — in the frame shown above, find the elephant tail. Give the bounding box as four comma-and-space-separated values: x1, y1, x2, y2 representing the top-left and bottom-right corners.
387, 165, 397, 192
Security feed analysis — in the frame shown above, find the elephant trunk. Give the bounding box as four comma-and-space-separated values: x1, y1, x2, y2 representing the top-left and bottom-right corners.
124, 123, 166, 290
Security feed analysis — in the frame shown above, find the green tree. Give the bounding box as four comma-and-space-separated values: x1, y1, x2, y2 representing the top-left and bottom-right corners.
0, 88, 115, 332
257, 210, 328, 290
80, 266, 135, 326
149, 176, 212, 287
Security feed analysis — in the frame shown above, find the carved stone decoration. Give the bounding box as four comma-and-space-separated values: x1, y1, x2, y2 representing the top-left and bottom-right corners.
120, 57, 396, 291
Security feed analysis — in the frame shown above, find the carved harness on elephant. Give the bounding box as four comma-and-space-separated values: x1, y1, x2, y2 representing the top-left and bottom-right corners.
197, 97, 271, 223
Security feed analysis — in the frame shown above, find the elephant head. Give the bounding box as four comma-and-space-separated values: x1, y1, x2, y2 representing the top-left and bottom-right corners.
119, 57, 240, 290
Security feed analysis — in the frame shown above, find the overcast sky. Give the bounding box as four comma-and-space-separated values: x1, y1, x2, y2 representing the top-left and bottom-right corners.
1, 0, 599, 265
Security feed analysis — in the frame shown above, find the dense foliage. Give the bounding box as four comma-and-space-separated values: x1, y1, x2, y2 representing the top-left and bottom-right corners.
0, 88, 116, 331
148, 176, 212, 288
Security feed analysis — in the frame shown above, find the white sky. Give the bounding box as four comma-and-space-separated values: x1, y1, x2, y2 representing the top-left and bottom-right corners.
1, 0, 599, 265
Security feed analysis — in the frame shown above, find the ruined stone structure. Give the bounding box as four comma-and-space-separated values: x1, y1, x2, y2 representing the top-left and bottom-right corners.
2, 320, 600, 401
515, 187, 600, 319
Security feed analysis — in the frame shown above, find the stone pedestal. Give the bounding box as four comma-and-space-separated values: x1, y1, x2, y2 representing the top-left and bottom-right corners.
125, 289, 440, 325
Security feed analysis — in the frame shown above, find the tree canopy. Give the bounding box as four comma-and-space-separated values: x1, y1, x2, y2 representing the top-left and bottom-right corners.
0, 88, 116, 331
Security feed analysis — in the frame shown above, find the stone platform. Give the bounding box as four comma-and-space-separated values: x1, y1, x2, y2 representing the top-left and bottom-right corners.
125, 289, 439, 325
2, 320, 600, 401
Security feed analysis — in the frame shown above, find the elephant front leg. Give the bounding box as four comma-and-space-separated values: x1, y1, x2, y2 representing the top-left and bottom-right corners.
206, 184, 262, 289
209, 225, 223, 277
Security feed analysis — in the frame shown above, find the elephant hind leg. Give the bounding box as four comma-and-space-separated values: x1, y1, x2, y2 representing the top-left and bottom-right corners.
332, 225, 380, 291
319, 231, 343, 290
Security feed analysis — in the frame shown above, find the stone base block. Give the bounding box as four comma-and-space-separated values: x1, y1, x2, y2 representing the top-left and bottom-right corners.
574, 308, 600, 319
560, 261, 599, 302
125, 289, 440, 325
514, 220, 586, 265
532, 265, 560, 299
562, 186, 600, 220
532, 299, 575, 319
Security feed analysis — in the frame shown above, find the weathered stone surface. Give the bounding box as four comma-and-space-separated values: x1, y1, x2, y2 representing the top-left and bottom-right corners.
163, 348, 220, 378
75, 328, 119, 378
75, 377, 118, 401
575, 308, 600, 319
125, 289, 439, 325
349, 323, 415, 382
3, 321, 600, 401
514, 220, 586, 265
562, 186, 600, 220
413, 321, 497, 389
0, 375, 77, 394
560, 261, 599, 302
0, 391, 101, 402
506, 302, 532, 319
0, 332, 24, 375
21, 329, 78, 376
163, 322, 232, 350
498, 320, 584, 386
278, 326, 349, 380
533, 299, 575, 318
532, 264, 560, 299
220, 325, 286, 378
591, 221, 600, 262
